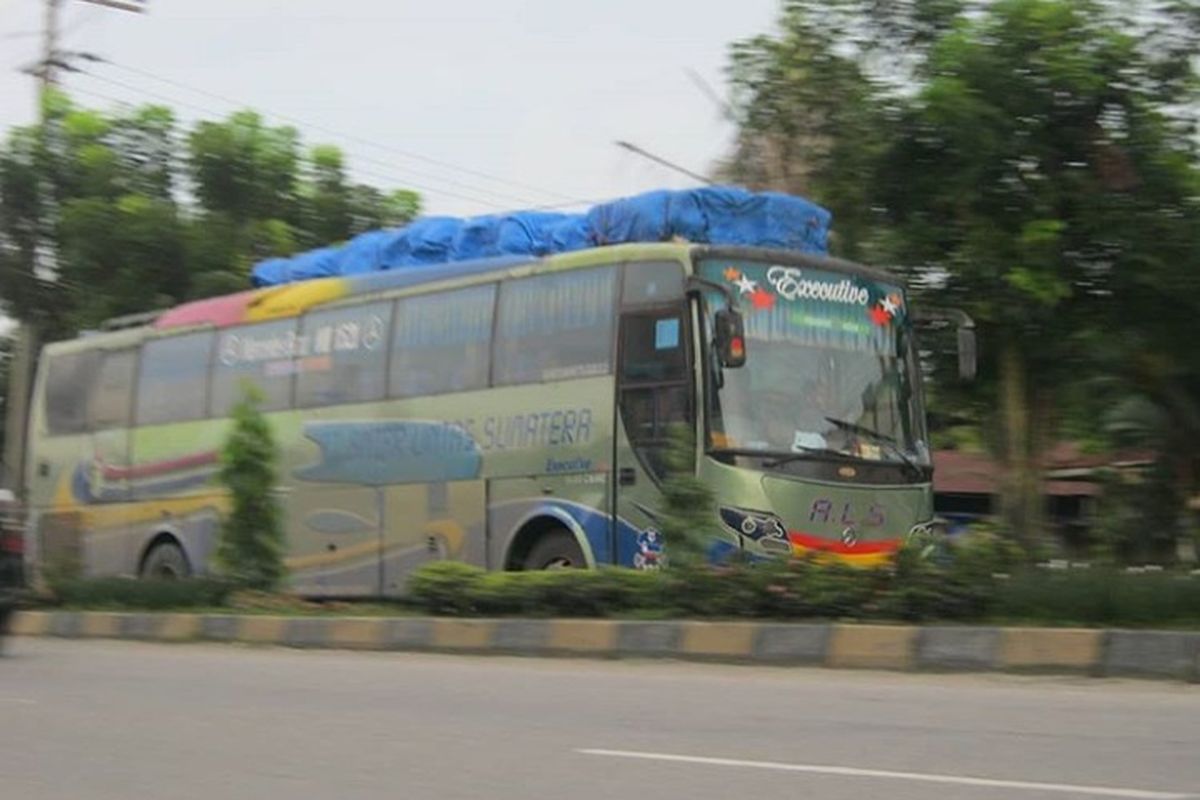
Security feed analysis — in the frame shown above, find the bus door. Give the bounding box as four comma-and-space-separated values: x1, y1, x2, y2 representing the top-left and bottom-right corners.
84, 349, 138, 574
612, 262, 691, 568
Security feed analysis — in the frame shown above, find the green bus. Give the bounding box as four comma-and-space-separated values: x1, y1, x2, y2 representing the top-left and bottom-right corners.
21, 243, 973, 594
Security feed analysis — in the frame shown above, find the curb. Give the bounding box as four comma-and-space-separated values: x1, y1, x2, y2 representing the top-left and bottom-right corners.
8, 611, 1200, 681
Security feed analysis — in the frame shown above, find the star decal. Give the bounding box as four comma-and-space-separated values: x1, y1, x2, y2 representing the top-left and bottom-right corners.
735, 274, 758, 295
881, 296, 898, 315
749, 287, 776, 310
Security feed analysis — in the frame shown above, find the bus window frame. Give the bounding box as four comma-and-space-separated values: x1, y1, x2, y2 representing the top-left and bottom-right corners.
134, 330, 217, 427
490, 264, 621, 388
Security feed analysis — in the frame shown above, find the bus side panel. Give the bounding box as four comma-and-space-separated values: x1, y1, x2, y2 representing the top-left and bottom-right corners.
26, 428, 92, 576
127, 418, 231, 576
487, 474, 613, 568
478, 377, 616, 568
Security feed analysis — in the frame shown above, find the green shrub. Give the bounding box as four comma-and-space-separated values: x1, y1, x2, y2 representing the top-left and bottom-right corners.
215, 385, 286, 590
48, 577, 234, 610
993, 567, 1200, 626
409, 553, 1200, 626
407, 561, 486, 614
657, 424, 717, 564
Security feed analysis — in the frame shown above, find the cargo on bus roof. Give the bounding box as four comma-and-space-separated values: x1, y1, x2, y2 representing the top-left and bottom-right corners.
249, 186, 831, 288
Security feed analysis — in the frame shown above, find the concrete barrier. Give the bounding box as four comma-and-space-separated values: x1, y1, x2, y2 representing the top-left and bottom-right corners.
7, 611, 1197, 682
828, 624, 916, 670
1103, 630, 1200, 681
1000, 628, 1104, 673
916, 626, 1001, 671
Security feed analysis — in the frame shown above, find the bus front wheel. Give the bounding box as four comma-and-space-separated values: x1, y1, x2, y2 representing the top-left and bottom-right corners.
524, 530, 586, 570
140, 540, 190, 580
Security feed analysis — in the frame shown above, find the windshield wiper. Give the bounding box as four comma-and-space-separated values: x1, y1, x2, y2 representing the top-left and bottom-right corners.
823, 417, 929, 479
709, 446, 862, 469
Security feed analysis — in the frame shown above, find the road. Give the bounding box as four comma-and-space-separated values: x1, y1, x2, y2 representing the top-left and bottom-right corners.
2, 638, 1198, 800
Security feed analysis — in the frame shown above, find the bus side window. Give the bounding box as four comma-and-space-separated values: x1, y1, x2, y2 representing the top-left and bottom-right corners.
390, 284, 494, 398
210, 320, 295, 416
493, 266, 618, 385
136, 332, 214, 426
297, 301, 392, 408
44, 351, 101, 436
89, 350, 137, 430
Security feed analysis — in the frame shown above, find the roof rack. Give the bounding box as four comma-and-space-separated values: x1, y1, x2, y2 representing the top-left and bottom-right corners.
98, 309, 163, 332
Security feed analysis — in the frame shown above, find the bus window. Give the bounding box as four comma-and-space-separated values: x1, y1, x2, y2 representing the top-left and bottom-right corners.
617, 306, 692, 481
136, 332, 214, 425
390, 284, 494, 398
297, 301, 391, 408
622, 261, 684, 305
493, 266, 617, 385
44, 351, 100, 435
89, 350, 137, 430
211, 320, 296, 415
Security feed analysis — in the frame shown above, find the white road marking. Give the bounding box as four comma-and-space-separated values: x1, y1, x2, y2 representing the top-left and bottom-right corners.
577, 748, 1194, 799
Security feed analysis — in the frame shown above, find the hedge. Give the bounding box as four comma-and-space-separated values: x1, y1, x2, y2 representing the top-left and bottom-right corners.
47, 577, 235, 610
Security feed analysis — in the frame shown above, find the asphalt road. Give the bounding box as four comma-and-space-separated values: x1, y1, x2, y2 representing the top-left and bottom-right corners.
2, 638, 1199, 800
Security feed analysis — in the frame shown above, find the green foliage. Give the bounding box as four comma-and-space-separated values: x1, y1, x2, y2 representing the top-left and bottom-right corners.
657, 424, 717, 564
215, 385, 286, 591
993, 567, 1200, 627
726, 1, 1200, 552
46, 577, 233, 610
0, 93, 421, 334
408, 555, 1200, 626
1091, 464, 1183, 565
408, 551, 992, 622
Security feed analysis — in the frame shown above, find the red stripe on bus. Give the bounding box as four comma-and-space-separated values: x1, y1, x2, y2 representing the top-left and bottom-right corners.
787, 530, 901, 556
99, 451, 218, 481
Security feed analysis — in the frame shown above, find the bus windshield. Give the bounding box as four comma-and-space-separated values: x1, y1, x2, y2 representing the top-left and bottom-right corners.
698, 258, 929, 468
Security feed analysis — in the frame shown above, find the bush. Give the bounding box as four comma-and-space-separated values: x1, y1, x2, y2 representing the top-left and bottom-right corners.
407, 561, 486, 615
992, 567, 1200, 627
47, 577, 234, 610
215, 384, 286, 590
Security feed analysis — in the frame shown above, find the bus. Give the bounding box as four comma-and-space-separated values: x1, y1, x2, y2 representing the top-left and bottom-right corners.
20, 243, 973, 595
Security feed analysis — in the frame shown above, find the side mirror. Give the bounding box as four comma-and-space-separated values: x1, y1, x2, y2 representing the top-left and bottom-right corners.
714, 309, 746, 368
912, 306, 977, 382
957, 326, 977, 381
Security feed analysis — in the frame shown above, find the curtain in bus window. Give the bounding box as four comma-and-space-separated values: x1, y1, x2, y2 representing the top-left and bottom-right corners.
390, 284, 494, 398
45, 351, 101, 435
210, 320, 296, 416
296, 301, 391, 408
493, 266, 617, 385
136, 332, 213, 425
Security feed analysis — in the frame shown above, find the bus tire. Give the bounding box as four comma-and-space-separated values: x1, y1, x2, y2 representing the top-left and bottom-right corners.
523, 529, 586, 570
140, 540, 190, 580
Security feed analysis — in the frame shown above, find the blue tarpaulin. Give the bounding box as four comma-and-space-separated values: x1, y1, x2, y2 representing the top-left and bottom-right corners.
250, 186, 831, 287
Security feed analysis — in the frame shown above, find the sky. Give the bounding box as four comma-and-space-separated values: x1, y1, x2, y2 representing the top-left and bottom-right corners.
0, 0, 783, 221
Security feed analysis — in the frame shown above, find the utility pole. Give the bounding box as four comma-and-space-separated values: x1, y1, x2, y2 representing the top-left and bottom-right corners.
2, 0, 147, 497
614, 140, 714, 185
39, 0, 62, 93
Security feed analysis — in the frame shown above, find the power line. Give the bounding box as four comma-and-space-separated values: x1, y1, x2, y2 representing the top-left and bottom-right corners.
69, 70, 515, 209
614, 139, 713, 185
97, 58, 584, 206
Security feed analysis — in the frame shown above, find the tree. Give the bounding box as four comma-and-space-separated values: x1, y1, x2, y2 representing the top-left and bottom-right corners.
726, 0, 1200, 552
215, 385, 285, 590
0, 94, 422, 336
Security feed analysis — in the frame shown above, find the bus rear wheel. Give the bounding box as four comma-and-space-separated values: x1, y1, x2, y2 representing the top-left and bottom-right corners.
141, 541, 190, 580
524, 530, 586, 570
